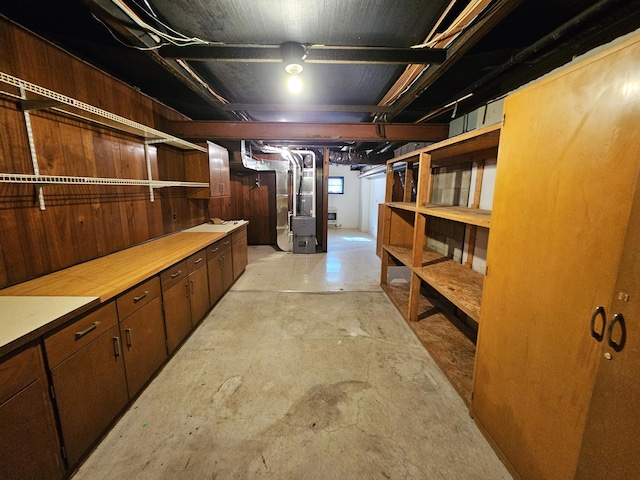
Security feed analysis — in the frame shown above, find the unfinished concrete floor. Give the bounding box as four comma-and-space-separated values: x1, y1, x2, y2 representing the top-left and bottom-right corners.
72, 229, 511, 479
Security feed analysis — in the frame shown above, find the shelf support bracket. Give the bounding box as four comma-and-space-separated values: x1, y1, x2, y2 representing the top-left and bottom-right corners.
144, 142, 155, 202
20, 87, 46, 210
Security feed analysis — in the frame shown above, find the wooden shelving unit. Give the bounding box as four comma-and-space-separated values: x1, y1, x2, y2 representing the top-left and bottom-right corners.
379, 122, 501, 405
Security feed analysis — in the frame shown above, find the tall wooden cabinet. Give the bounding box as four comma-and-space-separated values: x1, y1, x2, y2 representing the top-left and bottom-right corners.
471, 34, 640, 479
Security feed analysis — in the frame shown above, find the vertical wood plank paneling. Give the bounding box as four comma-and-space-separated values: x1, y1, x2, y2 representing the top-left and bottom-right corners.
0, 18, 209, 288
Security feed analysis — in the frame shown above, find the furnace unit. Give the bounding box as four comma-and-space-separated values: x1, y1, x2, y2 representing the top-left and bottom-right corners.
291, 216, 316, 254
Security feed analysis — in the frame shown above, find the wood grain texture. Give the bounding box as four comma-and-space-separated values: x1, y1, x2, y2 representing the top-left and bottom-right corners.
0, 18, 208, 288
0, 231, 226, 301
472, 34, 640, 480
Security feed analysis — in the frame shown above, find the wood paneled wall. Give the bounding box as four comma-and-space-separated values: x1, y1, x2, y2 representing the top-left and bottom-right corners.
209, 170, 277, 245
0, 18, 208, 288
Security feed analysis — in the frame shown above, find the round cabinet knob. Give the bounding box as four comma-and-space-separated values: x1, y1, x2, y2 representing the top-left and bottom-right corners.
604, 352, 612, 360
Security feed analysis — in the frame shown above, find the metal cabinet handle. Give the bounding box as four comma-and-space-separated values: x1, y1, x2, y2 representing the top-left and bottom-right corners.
223, 240, 230, 246
113, 337, 121, 357
194, 257, 203, 264
190, 279, 195, 293
133, 291, 148, 303
590, 306, 606, 342
75, 321, 100, 340
125, 328, 132, 348
210, 247, 219, 253
606, 313, 626, 352
171, 270, 182, 279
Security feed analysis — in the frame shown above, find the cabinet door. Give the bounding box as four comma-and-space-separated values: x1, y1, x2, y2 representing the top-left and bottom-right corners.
209, 141, 230, 198
188, 266, 210, 324
50, 324, 128, 467
575, 167, 640, 479
0, 346, 64, 480
221, 249, 234, 292
120, 298, 167, 397
162, 280, 192, 354
232, 227, 248, 281
472, 37, 640, 480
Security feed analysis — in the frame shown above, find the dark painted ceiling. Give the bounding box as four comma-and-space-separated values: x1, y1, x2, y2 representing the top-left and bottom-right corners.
1, 0, 639, 159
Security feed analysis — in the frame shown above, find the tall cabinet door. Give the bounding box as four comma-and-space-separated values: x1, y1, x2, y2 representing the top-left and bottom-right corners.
575, 166, 640, 479
472, 35, 640, 480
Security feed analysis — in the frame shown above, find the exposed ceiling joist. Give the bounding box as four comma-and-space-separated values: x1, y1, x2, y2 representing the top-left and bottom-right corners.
159, 45, 448, 65
221, 104, 394, 113
386, 0, 524, 120
166, 121, 449, 142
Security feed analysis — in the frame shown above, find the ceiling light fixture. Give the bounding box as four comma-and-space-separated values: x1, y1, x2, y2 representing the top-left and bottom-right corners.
280, 42, 305, 74
281, 42, 305, 94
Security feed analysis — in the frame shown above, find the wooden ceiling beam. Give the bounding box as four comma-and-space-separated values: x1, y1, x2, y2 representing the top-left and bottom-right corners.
165, 121, 449, 142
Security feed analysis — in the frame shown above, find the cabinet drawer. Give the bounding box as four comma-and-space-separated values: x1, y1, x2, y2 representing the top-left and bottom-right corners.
44, 302, 118, 369
116, 276, 160, 321
0, 343, 42, 406
187, 249, 207, 272
161, 260, 188, 291
207, 240, 225, 261
232, 226, 247, 245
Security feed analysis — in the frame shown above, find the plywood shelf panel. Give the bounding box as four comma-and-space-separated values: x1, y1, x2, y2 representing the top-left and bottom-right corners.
420, 204, 491, 228
415, 249, 484, 322
383, 245, 413, 267
425, 123, 501, 162
386, 202, 417, 212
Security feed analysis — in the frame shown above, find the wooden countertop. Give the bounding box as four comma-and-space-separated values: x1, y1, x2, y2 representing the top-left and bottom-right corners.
0, 221, 248, 355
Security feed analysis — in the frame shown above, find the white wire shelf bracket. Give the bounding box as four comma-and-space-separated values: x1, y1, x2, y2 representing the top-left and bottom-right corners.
0, 71, 206, 153
0, 173, 209, 188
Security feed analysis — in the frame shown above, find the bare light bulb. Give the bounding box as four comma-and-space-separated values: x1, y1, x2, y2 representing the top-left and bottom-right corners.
287, 74, 303, 95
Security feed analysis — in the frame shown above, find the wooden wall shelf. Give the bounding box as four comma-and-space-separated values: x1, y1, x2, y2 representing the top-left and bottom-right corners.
420, 204, 491, 228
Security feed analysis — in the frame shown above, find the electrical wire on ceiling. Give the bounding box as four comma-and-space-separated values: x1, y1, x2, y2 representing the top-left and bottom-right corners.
375, 0, 493, 123
111, 0, 211, 46
91, 12, 169, 50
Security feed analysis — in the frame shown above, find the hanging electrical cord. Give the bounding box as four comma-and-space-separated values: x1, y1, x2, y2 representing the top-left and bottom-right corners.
111, 0, 210, 46
91, 12, 169, 50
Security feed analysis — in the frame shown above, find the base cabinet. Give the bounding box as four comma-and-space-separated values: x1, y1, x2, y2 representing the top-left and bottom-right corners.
0, 344, 64, 480
187, 250, 210, 324
161, 261, 192, 355
116, 277, 167, 397
45, 303, 129, 467
207, 239, 233, 306
232, 225, 248, 281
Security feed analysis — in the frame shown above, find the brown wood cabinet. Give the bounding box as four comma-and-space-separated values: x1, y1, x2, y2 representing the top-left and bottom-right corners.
161, 250, 210, 354
232, 224, 248, 281
0, 343, 64, 480
45, 302, 129, 467
116, 277, 167, 397
207, 239, 234, 306
471, 34, 640, 480
187, 249, 210, 324
161, 260, 192, 354
185, 141, 231, 199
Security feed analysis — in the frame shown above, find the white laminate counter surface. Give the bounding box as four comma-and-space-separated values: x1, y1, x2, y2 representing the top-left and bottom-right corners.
184, 220, 248, 234
0, 296, 98, 351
